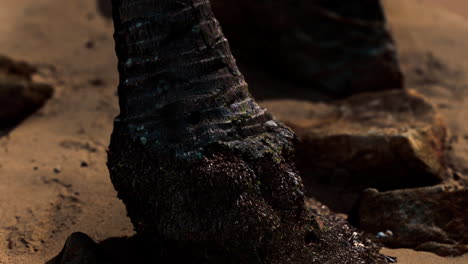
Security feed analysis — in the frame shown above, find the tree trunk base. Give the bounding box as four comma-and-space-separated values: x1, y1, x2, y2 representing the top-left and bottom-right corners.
104, 123, 385, 264
48, 200, 385, 264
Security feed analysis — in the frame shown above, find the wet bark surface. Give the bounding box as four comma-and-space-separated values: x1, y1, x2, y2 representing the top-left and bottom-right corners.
105, 0, 385, 263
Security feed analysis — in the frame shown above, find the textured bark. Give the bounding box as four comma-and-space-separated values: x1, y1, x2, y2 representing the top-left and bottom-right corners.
107, 0, 385, 263
97, 0, 403, 97
111, 0, 292, 160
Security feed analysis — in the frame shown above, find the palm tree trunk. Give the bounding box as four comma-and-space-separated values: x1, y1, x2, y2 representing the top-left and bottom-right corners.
109, 0, 304, 257
108, 1, 384, 263
111, 0, 295, 159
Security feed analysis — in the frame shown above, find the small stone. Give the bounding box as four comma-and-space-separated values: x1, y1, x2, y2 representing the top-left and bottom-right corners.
53, 167, 61, 174
80, 161, 88, 168
89, 78, 104, 86
265, 120, 278, 127
376, 232, 387, 239
348, 231, 358, 241
140, 137, 147, 145
85, 40, 95, 49
47, 232, 98, 264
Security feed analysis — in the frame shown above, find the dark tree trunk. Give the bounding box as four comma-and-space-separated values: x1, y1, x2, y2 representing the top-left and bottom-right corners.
107, 0, 385, 263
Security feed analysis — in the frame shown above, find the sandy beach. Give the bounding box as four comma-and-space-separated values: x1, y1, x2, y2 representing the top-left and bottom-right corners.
428, 0, 468, 19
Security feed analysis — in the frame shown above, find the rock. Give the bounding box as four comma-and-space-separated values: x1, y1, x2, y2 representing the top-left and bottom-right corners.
96, 0, 112, 19
0, 55, 36, 79
46, 232, 99, 264
260, 89, 448, 213
47, 233, 148, 264
212, 0, 403, 97
357, 184, 468, 256
416, 242, 468, 257
0, 55, 53, 129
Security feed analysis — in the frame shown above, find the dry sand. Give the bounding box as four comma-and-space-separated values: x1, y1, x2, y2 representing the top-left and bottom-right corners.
382, 248, 468, 264
428, 0, 468, 19
384, 0, 468, 176
0, 1, 133, 263
0, 0, 466, 263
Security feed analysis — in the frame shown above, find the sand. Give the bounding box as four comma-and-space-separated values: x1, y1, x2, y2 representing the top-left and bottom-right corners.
384, 0, 468, 176
0, 0, 466, 263
0, 1, 133, 263
381, 248, 468, 264
428, 0, 468, 19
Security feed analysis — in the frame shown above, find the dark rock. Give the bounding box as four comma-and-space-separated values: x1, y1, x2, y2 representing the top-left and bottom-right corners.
212, 0, 403, 97
0, 55, 53, 129
89, 79, 104, 87
96, 0, 112, 19
0, 55, 37, 79
261, 90, 449, 213
357, 184, 468, 256
46, 232, 99, 264
85, 40, 95, 49
415, 242, 468, 257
